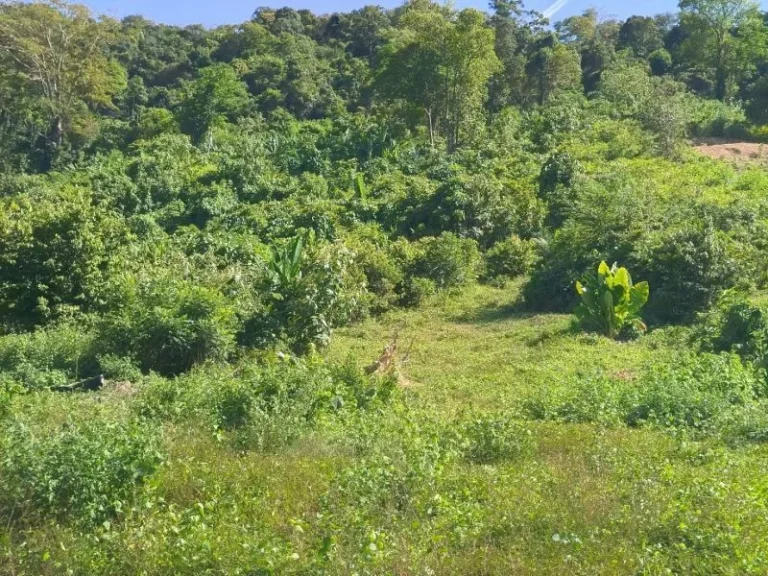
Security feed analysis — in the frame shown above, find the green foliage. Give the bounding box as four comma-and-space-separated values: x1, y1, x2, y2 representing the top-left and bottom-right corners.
409, 233, 480, 290
0, 188, 128, 327
136, 356, 396, 452
100, 276, 237, 376
483, 235, 540, 285
266, 233, 305, 288
638, 222, 738, 324
575, 261, 650, 339
524, 352, 761, 434
0, 323, 97, 390
0, 409, 163, 525
696, 296, 768, 368
4, 1, 768, 573
458, 414, 533, 464
244, 240, 365, 353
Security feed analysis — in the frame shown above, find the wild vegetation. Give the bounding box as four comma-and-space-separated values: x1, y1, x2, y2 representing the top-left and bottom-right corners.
3, 0, 768, 573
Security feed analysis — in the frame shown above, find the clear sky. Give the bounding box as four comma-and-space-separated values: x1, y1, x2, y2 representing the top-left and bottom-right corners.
81, 0, 760, 28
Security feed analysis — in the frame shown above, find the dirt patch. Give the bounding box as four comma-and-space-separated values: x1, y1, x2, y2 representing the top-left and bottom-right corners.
695, 140, 768, 163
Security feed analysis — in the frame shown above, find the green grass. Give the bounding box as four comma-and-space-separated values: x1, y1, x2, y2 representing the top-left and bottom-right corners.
4, 283, 768, 575
331, 282, 671, 412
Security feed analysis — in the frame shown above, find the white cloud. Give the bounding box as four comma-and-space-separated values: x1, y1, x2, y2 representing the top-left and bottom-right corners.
542, 0, 570, 19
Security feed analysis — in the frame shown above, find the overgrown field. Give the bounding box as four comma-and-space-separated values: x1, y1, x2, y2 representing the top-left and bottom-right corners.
5, 0, 768, 572
4, 285, 768, 574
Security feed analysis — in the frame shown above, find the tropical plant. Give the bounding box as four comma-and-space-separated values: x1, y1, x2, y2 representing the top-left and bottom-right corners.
574, 261, 650, 338
267, 234, 305, 290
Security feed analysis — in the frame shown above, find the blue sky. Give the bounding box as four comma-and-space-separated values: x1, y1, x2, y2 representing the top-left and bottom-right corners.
81, 0, 755, 28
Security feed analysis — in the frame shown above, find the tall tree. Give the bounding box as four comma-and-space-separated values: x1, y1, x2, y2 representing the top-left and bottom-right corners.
0, 0, 126, 165
556, 9, 620, 93
487, 0, 546, 109
527, 38, 583, 105
377, 2, 500, 151
618, 16, 665, 58
178, 64, 251, 146
678, 0, 767, 100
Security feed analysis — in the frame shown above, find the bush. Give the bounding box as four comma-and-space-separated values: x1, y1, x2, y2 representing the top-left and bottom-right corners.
399, 276, 437, 308
623, 353, 758, 430
538, 151, 582, 228
524, 174, 651, 312
100, 277, 237, 376
409, 233, 480, 290
344, 226, 407, 313
524, 353, 760, 434
0, 410, 163, 525
242, 239, 366, 354
637, 223, 738, 324
483, 235, 540, 285
458, 415, 533, 464
0, 188, 128, 327
697, 297, 768, 369
0, 323, 98, 390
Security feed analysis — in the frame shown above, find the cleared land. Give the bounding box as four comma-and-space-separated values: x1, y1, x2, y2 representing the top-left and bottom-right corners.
695, 140, 768, 163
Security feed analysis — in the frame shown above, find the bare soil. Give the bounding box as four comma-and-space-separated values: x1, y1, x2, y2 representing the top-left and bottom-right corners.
695, 139, 768, 163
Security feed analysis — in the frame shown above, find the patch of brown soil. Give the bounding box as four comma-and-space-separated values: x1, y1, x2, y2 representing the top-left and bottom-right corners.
695, 140, 768, 162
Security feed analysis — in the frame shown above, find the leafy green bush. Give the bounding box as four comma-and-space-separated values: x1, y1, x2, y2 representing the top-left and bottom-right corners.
100, 276, 237, 376
524, 174, 652, 312
574, 261, 649, 339
696, 297, 768, 369
0, 323, 98, 390
243, 239, 366, 353
0, 188, 128, 327
623, 353, 758, 430
0, 411, 163, 525
458, 415, 533, 464
483, 235, 540, 285
538, 151, 582, 228
409, 233, 480, 290
342, 225, 408, 313
399, 276, 437, 308
136, 356, 396, 452
637, 223, 738, 324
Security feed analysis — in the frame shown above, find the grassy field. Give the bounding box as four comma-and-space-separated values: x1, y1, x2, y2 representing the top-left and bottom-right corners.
3, 283, 768, 575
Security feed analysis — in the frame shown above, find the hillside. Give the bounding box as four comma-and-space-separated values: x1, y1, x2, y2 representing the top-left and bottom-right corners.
4, 0, 768, 574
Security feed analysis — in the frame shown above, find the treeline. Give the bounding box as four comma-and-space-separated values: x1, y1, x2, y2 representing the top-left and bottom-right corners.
0, 0, 767, 170
1, 0, 768, 384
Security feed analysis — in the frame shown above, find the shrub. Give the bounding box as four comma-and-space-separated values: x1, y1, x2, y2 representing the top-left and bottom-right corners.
483, 235, 540, 285
458, 415, 533, 464
524, 174, 651, 312
409, 233, 480, 290
0, 323, 98, 390
399, 276, 437, 308
0, 188, 128, 327
100, 277, 237, 376
524, 353, 760, 434
637, 223, 738, 324
538, 151, 582, 228
0, 411, 163, 525
137, 356, 396, 452
344, 226, 406, 313
574, 261, 649, 339
243, 239, 366, 354
696, 297, 768, 370
623, 353, 758, 430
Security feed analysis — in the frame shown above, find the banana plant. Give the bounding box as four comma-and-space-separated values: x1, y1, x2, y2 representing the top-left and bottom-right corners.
267, 234, 305, 293
574, 261, 650, 339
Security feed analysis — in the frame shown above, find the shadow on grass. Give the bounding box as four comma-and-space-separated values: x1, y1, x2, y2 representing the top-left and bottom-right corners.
452, 296, 575, 326
449, 297, 530, 324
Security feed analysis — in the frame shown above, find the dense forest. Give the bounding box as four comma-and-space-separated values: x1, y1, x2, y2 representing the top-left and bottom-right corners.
5, 0, 768, 573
